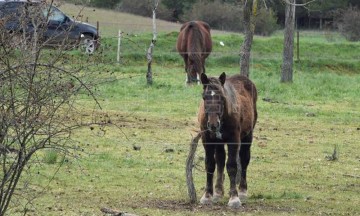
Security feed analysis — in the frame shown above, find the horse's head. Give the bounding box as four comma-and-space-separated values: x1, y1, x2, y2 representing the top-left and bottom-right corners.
200, 72, 226, 138
186, 59, 202, 84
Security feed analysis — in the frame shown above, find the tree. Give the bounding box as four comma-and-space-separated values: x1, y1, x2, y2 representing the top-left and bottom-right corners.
280, 0, 323, 83
281, 0, 296, 83
161, 0, 197, 21
338, 7, 360, 41
0, 1, 105, 214
146, 0, 159, 85
306, 0, 348, 29
240, 0, 259, 77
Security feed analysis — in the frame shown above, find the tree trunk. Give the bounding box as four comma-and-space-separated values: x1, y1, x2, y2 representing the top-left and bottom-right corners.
281, 0, 296, 83
146, 0, 158, 85
240, 0, 258, 78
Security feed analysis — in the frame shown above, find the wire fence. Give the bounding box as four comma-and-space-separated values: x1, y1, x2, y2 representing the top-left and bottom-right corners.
90, 25, 359, 67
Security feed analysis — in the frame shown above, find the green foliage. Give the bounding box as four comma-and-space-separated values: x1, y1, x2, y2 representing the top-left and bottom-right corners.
307, 0, 348, 13
182, 1, 243, 32
255, 8, 279, 36
117, 0, 173, 20
161, 0, 197, 21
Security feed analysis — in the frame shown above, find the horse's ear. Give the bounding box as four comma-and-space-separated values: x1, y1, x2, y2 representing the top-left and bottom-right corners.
200, 73, 209, 85
219, 72, 226, 85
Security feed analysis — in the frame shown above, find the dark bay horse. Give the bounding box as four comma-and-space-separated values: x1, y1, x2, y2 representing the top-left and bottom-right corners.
176, 21, 212, 84
198, 72, 258, 208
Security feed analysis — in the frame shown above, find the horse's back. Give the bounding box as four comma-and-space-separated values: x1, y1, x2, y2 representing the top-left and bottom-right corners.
227, 75, 257, 102
227, 74, 258, 129
176, 21, 212, 56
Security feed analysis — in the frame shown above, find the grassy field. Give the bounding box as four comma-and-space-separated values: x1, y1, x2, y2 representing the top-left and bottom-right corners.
6, 4, 360, 216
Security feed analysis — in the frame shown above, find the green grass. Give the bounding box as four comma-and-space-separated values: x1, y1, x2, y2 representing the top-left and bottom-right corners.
5, 12, 360, 216
43, 150, 59, 164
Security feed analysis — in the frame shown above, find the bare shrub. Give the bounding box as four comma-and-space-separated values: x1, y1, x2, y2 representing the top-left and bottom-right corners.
337, 7, 360, 41
0, 1, 106, 214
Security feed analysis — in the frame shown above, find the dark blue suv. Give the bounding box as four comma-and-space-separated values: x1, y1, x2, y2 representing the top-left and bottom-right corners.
0, 0, 100, 54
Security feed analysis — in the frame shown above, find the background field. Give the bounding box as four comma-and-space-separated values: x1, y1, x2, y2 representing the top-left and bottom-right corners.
8, 4, 360, 216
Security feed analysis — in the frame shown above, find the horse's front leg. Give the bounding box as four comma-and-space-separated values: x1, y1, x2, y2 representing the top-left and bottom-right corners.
213, 144, 225, 203
227, 137, 241, 208
200, 143, 216, 205
183, 57, 190, 84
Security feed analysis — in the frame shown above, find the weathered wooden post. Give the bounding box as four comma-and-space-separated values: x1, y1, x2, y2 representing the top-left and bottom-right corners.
296, 30, 300, 62
186, 132, 202, 204
117, 30, 122, 63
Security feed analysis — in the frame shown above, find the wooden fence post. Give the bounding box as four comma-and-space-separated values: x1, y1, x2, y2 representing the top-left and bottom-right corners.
296, 30, 300, 62
117, 30, 122, 63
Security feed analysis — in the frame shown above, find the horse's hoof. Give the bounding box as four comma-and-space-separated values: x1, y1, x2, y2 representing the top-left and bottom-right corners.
200, 193, 213, 205
212, 192, 223, 203
239, 191, 248, 203
228, 196, 241, 208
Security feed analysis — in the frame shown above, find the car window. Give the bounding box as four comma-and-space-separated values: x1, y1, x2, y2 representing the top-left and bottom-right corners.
43, 6, 65, 22
0, 2, 23, 18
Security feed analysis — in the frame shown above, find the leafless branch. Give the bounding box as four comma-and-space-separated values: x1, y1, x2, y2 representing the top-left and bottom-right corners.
282, 0, 317, 7
186, 132, 202, 203
0, 2, 110, 214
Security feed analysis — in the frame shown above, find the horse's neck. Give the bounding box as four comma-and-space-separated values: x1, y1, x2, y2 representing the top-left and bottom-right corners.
223, 83, 239, 116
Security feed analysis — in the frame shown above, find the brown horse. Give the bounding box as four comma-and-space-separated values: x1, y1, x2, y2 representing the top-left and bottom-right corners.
176, 21, 212, 84
198, 72, 257, 208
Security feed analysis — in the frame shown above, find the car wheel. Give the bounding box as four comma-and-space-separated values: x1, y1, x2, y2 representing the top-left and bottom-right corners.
80, 34, 96, 54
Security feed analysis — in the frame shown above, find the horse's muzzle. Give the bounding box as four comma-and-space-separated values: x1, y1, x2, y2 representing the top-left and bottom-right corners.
207, 120, 221, 133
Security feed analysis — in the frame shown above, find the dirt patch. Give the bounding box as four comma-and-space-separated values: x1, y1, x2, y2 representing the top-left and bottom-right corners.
126, 199, 295, 214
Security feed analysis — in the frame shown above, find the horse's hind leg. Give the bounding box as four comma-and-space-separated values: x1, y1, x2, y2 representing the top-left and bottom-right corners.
200, 144, 216, 205
239, 131, 253, 202
213, 144, 225, 202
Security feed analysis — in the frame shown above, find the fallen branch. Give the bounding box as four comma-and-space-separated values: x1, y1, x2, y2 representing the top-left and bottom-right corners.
343, 174, 360, 179
186, 132, 202, 204
100, 207, 138, 216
